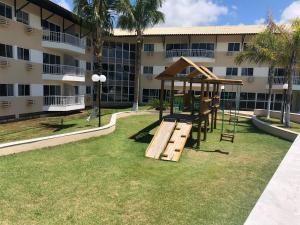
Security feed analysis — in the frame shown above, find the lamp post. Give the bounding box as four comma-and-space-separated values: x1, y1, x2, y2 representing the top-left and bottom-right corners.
281, 83, 288, 124
92, 74, 107, 127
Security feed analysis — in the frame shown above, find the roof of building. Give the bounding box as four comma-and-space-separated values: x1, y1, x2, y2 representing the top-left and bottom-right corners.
27, 0, 80, 24
113, 25, 266, 36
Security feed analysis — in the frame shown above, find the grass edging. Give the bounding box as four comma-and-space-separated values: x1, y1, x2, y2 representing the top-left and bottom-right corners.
252, 115, 298, 141
0, 110, 157, 156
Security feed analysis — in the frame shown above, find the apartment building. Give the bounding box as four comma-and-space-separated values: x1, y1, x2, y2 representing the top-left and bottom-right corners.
0, 0, 93, 120
104, 26, 300, 112
1, 0, 300, 121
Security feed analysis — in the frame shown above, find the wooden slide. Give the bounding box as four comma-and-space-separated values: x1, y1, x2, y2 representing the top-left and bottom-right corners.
145, 119, 192, 162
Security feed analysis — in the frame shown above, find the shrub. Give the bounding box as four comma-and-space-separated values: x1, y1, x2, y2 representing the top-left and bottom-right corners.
148, 99, 170, 110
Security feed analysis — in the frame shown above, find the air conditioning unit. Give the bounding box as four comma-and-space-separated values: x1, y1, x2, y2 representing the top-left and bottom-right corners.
26, 63, 33, 71
25, 25, 33, 33
0, 16, 9, 26
247, 76, 255, 83
27, 99, 35, 105
1, 101, 11, 108
0, 59, 9, 68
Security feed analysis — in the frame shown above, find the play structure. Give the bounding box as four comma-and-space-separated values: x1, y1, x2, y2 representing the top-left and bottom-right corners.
145, 57, 243, 162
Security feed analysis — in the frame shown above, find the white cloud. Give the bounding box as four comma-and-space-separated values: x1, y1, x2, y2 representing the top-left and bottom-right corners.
159, 0, 228, 27
51, 0, 72, 11
255, 18, 266, 25
232, 5, 238, 10
280, 1, 300, 23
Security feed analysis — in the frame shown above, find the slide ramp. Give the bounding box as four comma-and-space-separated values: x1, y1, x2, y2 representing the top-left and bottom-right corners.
145, 119, 177, 159
161, 122, 192, 162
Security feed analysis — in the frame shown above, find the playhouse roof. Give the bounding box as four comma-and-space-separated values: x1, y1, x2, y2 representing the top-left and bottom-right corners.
155, 57, 243, 85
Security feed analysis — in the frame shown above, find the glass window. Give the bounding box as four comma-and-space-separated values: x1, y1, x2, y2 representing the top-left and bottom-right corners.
228, 43, 240, 52
18, 84, 30, 96
86, 86, 91, 94
226, 67, 238, 76
16, 10, 29, 25
143, 66, 154, 74
0, 43, 13, 58
144, 44, 154, 52
86, 62, 91, 71
0, 2, 12, 19
0, 84, 14, 96
17, 47, 30, 61
241, 68, 253, 76
43, 53, 60, 64
192, 43, 215, 50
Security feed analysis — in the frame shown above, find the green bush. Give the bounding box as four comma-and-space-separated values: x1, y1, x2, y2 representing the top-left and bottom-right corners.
148, 99, 170, 110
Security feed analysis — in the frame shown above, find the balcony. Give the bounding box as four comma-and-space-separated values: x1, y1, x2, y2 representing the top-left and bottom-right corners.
43, 95, 85, 111
271, 76, 300, 90
42, 30, 86, 54
42, 64, 85, 82
165, 49, 215, 62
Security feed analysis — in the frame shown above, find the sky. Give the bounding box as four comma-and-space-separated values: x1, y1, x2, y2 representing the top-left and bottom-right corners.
51, 0, 300, 26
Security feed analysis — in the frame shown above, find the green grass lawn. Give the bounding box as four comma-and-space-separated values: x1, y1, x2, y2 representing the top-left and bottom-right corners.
0, 106, 150, 144
258, 116, 300, 133
0, 115, 291, 225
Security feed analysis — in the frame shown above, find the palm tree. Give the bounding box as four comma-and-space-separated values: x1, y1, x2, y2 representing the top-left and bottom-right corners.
235, 19, 281, 119
73, 0, 115, 77
116, 0, 165, 111
276, 19, 300, 127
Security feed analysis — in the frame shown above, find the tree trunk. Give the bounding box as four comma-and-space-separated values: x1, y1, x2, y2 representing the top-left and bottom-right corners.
267, 66, 274, 119
94, 29, 104, 108
285, 52, 296, 127
132, 32, 143, 111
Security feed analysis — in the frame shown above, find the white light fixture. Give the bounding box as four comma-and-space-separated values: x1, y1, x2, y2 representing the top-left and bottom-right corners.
92, 74, 106, 83
221, 85, 225, 90
283, 83, 288, 90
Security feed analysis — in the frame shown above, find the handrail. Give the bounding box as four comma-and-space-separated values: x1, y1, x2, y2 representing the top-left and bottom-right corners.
42, 30, 86, 48
273, 76, 300, 85
166, 49, 215, 58
43, 95, 85, 106
43, 64, 85, 77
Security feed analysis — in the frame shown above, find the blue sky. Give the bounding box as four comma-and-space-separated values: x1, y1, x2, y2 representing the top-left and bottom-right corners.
52, 0, 300, 26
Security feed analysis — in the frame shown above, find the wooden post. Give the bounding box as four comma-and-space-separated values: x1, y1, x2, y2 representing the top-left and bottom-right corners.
211, 84, 216, 132
190, 80, 194, 115
214, 83, 219, 129
197, 82, 205, 148
170, 80, 174, 115
183, 81, 186, 94
159, 80, 165, 121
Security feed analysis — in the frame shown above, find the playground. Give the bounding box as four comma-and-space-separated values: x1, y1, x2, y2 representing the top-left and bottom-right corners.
0, 114, 291, 225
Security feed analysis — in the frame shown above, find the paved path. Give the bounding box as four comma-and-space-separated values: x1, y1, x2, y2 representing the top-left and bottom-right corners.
244, 135, 300, 225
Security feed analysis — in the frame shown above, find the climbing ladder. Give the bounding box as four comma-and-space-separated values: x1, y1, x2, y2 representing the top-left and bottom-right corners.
145, 119, 192, 162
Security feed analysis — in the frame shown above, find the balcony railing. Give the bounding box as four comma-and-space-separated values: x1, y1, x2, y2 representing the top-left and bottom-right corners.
44, 95, 85, 106
42, 30, 86, 49
273, 76, 300, 85
166, 49, 215, 58
43, 64, 85, 77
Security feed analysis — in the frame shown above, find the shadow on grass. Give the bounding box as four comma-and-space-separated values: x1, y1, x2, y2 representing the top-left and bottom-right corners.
40, 123, 76, 132
130, 120, 160, 144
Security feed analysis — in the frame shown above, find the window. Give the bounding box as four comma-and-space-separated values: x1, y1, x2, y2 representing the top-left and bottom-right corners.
228, 43, 240, 52
143, 66, 154, 74
241, 68, 253, 76
144, 44, 154, 52
0, 2, 12, 19
226, 67, 238, 76
43, 53, 60, 64
18, 84, 30, 96
0, 43, 13, 58
273, 68, 285, 77
166, 43, 188, 50
142, 89, 170, 103
16, 10, 29, 25
86, 86, 92, 94
42, 20, 60, 32
17, 47, 30, 61
0, 84, 14, 96
192, 43, 214, 50
86, 62, 92, 71
43, 85, 61, 96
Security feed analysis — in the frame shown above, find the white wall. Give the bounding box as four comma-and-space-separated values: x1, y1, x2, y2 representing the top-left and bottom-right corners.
31, 84, 43, 96
29, 13, 42, 30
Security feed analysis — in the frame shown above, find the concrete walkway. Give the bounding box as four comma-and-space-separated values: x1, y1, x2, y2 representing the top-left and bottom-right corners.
244, 135, 300, 225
